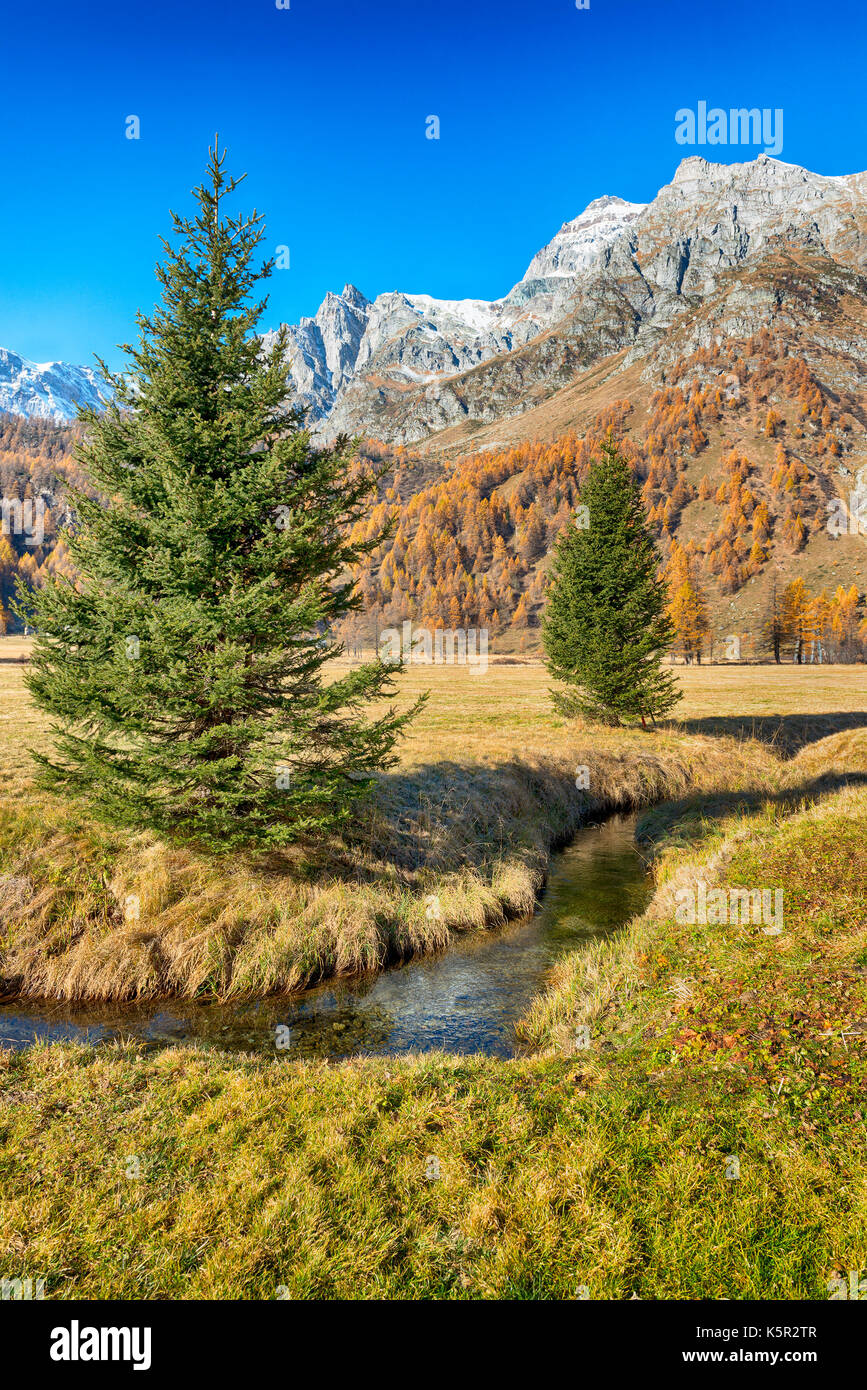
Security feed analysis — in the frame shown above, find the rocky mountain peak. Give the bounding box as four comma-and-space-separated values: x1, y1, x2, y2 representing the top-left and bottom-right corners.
0, 347, 104, 424
666, 152, 858, 200
521, 194, 646, 281
5, 155, 866, 433
340, 284, 370, 310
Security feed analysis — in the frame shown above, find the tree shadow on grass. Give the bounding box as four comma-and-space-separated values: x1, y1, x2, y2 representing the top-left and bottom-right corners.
255, 759, 560, 885
637, 768, 867, 850
253, 723, 867, 890
668, 711, 867, 757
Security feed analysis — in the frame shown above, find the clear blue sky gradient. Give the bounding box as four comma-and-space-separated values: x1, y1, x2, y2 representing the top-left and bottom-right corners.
2, 0, 865, 370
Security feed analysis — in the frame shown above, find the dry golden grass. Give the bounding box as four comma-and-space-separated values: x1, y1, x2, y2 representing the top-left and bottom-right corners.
2, 646, 867, 1300
1, 638, 865, 1002
4, 762, 867, 1300
519, 726, 867, 1053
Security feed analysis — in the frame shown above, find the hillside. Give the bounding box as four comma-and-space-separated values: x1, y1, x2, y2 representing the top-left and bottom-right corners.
3, 321, 867, 658
3, 156, 867, 654
312, 154, 867, 445
336, 318, 867, 656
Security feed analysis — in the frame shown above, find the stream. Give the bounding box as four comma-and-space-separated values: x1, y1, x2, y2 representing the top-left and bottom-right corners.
0, 813, 652, 1059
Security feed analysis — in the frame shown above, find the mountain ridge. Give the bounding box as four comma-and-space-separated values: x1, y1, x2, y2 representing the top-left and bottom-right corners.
0, 348, 105, 425
4, 154, 867, 440
318, 154, 867, 447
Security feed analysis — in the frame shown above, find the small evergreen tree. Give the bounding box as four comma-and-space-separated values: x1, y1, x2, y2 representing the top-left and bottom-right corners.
543, 436, 679, 725
18, 143, 421, 852
762, 573, 785, 664
666, 542, 710, 665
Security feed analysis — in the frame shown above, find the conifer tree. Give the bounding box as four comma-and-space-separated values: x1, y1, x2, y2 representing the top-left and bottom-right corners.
666, 542, 710, 665
18, 143, 420, 852
543, 436, 679, 725
762, 574, 785, 663
778, 577, 820, 663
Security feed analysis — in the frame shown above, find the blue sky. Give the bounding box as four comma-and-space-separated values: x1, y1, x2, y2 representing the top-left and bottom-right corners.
2, 0, 865, 370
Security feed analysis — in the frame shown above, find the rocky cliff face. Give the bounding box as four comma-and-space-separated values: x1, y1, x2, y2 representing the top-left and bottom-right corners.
271, 155, 867, 446
7, 155, 866, 437
265, 191, 647, 432
260, 283, 372, 423
0, 348, 105, 423
521, 195, 646, 280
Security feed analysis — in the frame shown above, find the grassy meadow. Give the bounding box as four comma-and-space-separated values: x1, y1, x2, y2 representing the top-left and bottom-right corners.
1, 638, 867, 1297
2, 643, 865, 1002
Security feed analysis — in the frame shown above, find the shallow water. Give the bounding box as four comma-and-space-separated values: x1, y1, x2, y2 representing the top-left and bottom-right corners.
0, 813, 651, 1059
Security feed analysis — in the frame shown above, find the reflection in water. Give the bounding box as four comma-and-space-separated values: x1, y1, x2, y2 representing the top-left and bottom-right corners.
1, 814, 651, 1059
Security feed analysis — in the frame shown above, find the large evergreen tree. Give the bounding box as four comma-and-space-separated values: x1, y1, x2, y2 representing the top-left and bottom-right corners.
542, 436, 679, 725
18, 143, 420, 852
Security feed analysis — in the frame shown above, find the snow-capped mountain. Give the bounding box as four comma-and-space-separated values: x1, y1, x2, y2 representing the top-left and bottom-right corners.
7, 154, 867, 441
521, 195, 646, 280
282, 154, 867, 445
265, 193, 645, 428
0, 347, 105, 423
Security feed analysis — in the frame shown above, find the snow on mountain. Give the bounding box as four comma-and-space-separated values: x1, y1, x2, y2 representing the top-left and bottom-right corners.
520, 195, 647, 280
321, 154, 867, 444
270, 189, 638, 425
285, 151, 866, 435
8, 154, 867, 439
0, 347, 105, 423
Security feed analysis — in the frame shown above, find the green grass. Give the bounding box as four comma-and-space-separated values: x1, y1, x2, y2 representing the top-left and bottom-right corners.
1, 1038, 863, 1300
2, 732, 867, 1298
2, 656, 867, 1297
3, 655, 810, 1003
